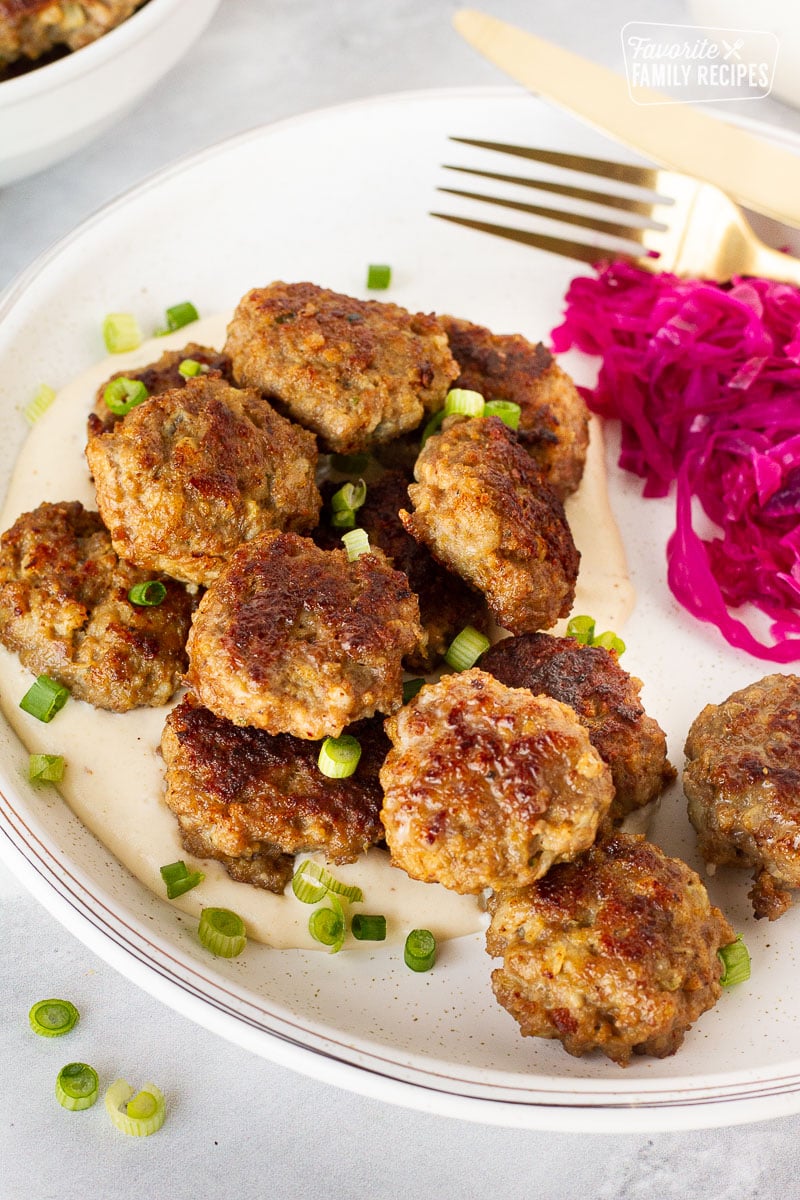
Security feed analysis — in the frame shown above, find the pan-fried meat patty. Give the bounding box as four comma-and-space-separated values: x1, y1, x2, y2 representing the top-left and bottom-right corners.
0, 501, 192, 711
91, 342, 232, 432
315, 469, 488, 671
86, 375, 321, 587
441, 315, 589, 499
0, 0, 141, 67
185, 531, 424, 739
161, 695, 388, 892
486, 832, 734, 1065
684, 673, 800, 921
400, 416, 579, 634
224, 281, 459, 454
481, 632, 675, 821
379, 668, 613, 894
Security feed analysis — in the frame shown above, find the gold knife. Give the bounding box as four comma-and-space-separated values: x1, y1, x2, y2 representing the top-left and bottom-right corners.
454, 8, 800, 226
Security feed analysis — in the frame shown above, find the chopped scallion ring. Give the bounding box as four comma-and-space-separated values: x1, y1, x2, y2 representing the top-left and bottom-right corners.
565, 615, 625, 655
56, 1062, 98, 1111
404, 928, 437, 972
330, 479, 368, 529
128, 580, 167, 607
444, 388, 485, 418
309, 894, 346, 952
341, 527, 371, 561
29, 753, 65, 783
159, 860, 205, 899
420, 409, 446, 445
292, 859, 364, 904
102, 313, 142, 354
24, 384, 56, 425
162, 301, 200, 332
29, 998, 79, 1037
402, 678, 425, 703
103, 376, 148, 416
351, 913, 386, 941
330, 452, 371, 473
592, 630, 626, 656
105, 1078, 166, 1137
198, 907, 247, 958
318, 734, 362, 779
178, 358, 207, 378
366, 263, 391, 290
19, 675, 69, 723
718, 935, 751, 987
483, 399, 522, 430
444, 626, 490, 671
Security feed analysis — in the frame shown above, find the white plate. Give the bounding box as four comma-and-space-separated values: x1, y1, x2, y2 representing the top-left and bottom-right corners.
2, 86, 800, 1134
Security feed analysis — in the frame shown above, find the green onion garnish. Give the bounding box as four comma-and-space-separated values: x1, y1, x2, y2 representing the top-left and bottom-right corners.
29, 998, 79, 1037
565, 615, 625, 656
404, 928, 437, 972
128, 580, 167, 607
309, 895, 346, 953
366, 263, 391, 290
159, 860, 205, 899
291, 859, 364, 904
161, 301, 200, 333
421, 408, 446, 445
102, 313, 142, 354
56, 1063, 98, 1112
105, 1078, 166, 1137
197, 907, 247, 958
24, 384, 56, 425
330, 479, 367, 530
341, 527, 371, 561
483, 399, 522, 430
444, 388, 485, 417
402, 678, 426, 703
318, 734, 362, 779
103, 376, 148, 416
178, 358, 206, 378
718, 935, 751, 987
19, 676, 69, 723
444, 625, 490, 671
28, 753, 65, 784
330, 452, 371, 473
351, 913, 387, 941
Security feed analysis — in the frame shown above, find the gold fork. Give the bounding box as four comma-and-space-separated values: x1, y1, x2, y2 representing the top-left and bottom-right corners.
432, 137, 800, 285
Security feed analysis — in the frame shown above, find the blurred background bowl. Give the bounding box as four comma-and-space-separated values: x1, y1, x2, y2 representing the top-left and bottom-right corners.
0, 0, 221, 187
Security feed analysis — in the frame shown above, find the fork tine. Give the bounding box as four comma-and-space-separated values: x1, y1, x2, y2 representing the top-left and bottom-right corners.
436, 186, 651, 243
450, 137, 660, 189
442, 164, 659, 218
429, 211, 655, 268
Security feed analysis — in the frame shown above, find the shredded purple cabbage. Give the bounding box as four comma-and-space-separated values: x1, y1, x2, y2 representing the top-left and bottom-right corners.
551, 260, 800, 661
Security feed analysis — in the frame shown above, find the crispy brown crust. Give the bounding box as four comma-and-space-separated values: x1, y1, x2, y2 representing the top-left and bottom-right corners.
0, 501, 193, 711
684, 672, 800, 920
486, 832, 734, 1065
481, 633, 675, 821
224, 282, 459, 454
91, 342, 233, 433
380, 668, 613, 894
400, 416, 579, 634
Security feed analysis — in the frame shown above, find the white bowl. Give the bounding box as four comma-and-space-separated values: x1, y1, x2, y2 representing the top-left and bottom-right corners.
0, 0, 221, 187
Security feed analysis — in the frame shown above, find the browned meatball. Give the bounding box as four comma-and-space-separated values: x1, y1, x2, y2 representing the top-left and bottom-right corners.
486, 832, 734, 1065
224, 281, 459, 454
161, 694, 389, 892
481, 632, 675, 821
400, 416, 579, 634
380, 668, 613, 894
86, 375, 321, 587
185, 531, 424, 739
91, 342, 232, 432
440, 315, 589, 499
0, 0, 141, 69
0, 501, 192, 711
315, 469, 488, 671
684, 673, 800, 920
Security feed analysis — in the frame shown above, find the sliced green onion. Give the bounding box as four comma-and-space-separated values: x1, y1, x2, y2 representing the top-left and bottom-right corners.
56, 1062, 98, 1111
24, 384, 56, 425
366, 264, 391, 290
102, 313, 142, 354
404, 928, 436, 972
421, 408, 446, 445
103, 376, 148, 416
330, 452, 371, 473
330, 479, 368, 529
159, 860, 205, 899
318, 734, 362, 779
19, 675, 69, 723
402, 677, 426, 703
351, 913, 387, 941
483, 399, 522, 430
198, 907, 247, 958
28, 753, 65, 783
592, 630, 626, 656
105, 1078, 166, 1137
128, 580, 167, 607
309, 895, 346, 953
292, 859, 364, 904
341, 528, 371, 561
178, 358, 207, 378
718, 935, 751, 987
29, 998, 79, 1037
444, 388, 485, 417
163, 301, 199, 332
566, 615, 596, 645
444, 625, 490, 671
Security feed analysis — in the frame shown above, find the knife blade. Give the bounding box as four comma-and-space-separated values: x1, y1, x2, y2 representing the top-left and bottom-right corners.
453, 8, 800, 227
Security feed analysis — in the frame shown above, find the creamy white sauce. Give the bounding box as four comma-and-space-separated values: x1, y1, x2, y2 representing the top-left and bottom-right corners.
0, 315, 634, 950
